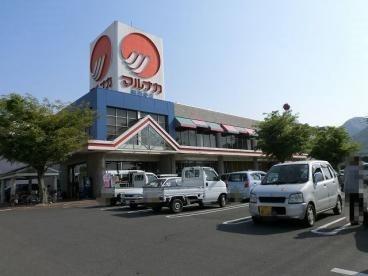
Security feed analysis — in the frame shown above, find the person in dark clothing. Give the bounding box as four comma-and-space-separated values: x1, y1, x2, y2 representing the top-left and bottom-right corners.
344, 156, 368, 226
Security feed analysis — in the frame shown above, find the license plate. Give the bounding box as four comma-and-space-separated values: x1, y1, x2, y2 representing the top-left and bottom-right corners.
259, 206, 272, 216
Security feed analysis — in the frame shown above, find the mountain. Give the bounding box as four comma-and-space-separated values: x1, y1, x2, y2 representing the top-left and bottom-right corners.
352, 128, 368, 154
342, 117, 367, 137
342, 117, 368, 154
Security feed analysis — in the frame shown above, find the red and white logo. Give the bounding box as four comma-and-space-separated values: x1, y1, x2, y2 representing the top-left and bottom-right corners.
90, 35, 112, 82
120, 33, 160, 78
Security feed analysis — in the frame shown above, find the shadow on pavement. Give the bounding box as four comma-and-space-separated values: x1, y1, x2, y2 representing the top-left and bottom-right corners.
110, 204, 230, 218
217, 213, 335, 236
217, 218, 308, 235
295, 224, 368, 254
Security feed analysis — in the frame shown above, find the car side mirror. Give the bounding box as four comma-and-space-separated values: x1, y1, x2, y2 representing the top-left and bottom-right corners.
313, 172, 324, 183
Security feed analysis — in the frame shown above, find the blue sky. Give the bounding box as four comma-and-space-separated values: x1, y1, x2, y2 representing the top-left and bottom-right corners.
1, 0, 368, 126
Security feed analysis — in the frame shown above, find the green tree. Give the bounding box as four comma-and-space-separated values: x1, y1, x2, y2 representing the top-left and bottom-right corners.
309, 126, 359, 168
0, 93, 94, 203
256, 110, 311, 163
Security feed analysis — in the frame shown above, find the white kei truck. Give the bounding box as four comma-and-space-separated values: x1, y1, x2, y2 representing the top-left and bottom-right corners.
100, 170, 158, 206
143, 167, 228, 213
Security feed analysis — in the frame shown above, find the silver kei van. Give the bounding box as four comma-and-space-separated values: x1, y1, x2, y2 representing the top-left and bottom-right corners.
249, 160, 342, 227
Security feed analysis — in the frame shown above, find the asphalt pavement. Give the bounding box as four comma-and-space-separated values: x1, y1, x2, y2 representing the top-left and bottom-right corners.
0, 202, 366, 276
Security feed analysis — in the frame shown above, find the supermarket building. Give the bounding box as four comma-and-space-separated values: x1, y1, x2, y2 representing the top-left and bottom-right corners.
60, 21, 275, 199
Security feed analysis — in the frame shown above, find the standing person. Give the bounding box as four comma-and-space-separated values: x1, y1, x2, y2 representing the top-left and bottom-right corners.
344, 156, 363, 225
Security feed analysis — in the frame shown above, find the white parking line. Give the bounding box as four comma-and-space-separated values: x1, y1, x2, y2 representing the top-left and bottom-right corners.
100, 206, 129, 211
127, 209, 152, 214
0, 208, 12, 212
331, 267, 368, 275
166, 203, 249, 219
311, 217, 350, 236
222, 216, 252, 225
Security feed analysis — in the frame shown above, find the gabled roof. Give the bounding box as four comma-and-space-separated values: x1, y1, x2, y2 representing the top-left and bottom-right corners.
0, 166, 59, 180
87, 115, 264, 157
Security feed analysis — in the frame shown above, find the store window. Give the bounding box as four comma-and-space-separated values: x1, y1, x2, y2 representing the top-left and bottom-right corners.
140, 112, 168, 130
176, 129, 217, 148
220, 134, 252, 150
106, 107, 138, 141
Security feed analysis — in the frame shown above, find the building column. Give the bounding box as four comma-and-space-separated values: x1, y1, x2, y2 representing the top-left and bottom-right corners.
52, 176, 58, 202
169, 155, 176, 174
87, 153, 106, 198
158, 155, 176, 174
10, 177, 16, 199
253, 157, 259, 170
28, 179, 32, 193
59, 164, 68, 198
0, 180, 5, 204
218, 156, 225, 175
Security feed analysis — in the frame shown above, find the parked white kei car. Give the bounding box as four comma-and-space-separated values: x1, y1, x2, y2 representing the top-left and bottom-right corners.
249, 160, 342, 227
223, 171, 266, 201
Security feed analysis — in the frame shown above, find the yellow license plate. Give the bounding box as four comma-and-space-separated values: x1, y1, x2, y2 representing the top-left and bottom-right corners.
259, 206, 272, 216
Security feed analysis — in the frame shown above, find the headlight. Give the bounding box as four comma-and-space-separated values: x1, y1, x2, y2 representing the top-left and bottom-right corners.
288, 193, 304, 204
250, 193, 257, 203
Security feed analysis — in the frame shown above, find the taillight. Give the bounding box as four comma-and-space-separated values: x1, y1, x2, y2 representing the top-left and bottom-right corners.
244, 180, 249, 188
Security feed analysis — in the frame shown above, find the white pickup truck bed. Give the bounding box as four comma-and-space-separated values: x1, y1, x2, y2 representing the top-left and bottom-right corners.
143, 167, 228, 213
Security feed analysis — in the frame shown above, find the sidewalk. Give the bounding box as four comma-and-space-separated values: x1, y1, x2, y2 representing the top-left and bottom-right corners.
0, 199, 100, 210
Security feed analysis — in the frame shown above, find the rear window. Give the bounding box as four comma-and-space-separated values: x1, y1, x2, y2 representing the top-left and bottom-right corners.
134, 175, 144, 181
229, 173, 247, 182
250, 173, 261, 181
184, 169, 200, 178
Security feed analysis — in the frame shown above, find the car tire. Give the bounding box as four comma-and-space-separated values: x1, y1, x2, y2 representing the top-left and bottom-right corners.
129, 203, 138, 210
252, 216, 262, 224
303, 203, 316, 227
333, 197, 342, 215
170, 199, 183, 213
363, 212, 368, 226
198, 200, 204, 208
218, 194, 226, 208
152, 206, 162, 212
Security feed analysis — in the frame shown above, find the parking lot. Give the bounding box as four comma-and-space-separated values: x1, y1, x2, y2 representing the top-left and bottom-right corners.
0, 201, 366, 276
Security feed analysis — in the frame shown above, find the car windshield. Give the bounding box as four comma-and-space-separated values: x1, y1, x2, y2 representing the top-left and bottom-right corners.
262, 164, 309, 185
144, 179, 166, 188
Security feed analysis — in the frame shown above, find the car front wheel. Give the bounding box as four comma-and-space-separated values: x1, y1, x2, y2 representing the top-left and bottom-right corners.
304, 203, 316, 227
129, 203, 138, 210
363, 212, 368, 226
218, 194, 226, 208
333, 197, 342, 215
252, 216, 262, 224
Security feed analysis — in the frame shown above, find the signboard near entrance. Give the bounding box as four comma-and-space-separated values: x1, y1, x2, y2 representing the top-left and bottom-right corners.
89, 21, 165, 100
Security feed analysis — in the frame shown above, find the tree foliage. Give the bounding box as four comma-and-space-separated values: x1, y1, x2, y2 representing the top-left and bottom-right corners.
256, 110, 311, 163
309, 126, 359, 168
0, 93, 94, 203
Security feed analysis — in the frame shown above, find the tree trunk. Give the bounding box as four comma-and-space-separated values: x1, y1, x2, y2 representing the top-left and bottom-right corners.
37, 170, 48, 204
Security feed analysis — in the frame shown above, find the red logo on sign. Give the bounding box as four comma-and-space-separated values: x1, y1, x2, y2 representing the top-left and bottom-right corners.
120, 33, 160, 78
90, 35, 112, 82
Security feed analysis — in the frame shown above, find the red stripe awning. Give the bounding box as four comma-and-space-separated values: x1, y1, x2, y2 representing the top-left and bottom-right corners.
208, 122, 224, 132
192, 119, 209, 128
221, 124, 239, 134
175, 117, 196, 129
236, 127, 256, 136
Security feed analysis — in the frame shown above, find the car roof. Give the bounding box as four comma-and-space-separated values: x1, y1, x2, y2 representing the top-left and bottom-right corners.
157, 177, 181, 180
274, 160, 330, 166
226, 170, 266, 174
